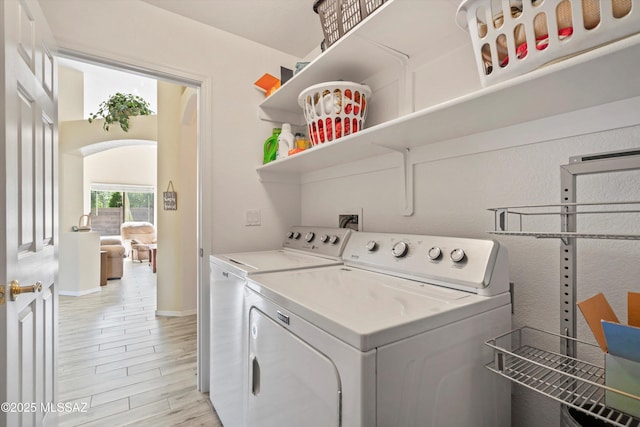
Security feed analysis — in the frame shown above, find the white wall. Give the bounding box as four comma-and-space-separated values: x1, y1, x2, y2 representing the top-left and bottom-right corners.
84, 145, 157, 190
179, 88, 199, 316
58, 66, 84, 121
156, 81, 193, 316
58, 231, 101, 296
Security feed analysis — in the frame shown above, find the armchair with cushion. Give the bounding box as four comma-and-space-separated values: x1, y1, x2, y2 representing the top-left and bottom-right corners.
121, 221, 157, 262
100, 236, 126, 279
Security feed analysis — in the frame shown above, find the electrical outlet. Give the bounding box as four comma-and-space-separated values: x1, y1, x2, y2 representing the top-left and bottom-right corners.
339, 209, 362, 231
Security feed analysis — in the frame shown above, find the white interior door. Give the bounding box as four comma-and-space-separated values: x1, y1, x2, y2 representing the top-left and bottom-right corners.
0, 0, 58, 426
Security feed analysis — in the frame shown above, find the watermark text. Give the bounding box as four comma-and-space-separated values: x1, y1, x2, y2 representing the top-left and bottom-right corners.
1, 401, 88, 413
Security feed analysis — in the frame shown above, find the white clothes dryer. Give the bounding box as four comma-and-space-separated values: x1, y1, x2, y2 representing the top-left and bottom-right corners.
244, 231, 512, 427
209, 226, 352, 427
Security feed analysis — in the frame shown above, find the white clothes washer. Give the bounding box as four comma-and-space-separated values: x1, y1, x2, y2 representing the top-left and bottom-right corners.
244, 231, 512, 427
209, 226, 352, 427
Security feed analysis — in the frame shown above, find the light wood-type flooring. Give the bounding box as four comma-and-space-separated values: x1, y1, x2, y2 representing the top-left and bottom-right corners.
58, 259, 222, 426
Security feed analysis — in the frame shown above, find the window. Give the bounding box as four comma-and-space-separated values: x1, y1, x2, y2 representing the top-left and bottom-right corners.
90, 184, 155, 235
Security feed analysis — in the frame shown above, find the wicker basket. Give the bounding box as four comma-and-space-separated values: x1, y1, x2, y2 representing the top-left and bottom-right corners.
298, 82, 371, 145
313, 0, 386, 47
456, 0, 640, 86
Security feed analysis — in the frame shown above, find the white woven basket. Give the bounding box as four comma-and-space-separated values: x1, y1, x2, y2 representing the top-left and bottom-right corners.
298, 81, 371, 145
456, 0, 640, 86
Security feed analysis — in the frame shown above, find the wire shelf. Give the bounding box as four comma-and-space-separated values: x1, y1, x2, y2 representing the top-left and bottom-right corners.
486, 327, 640, 427
488, 201, 640, 241
489, 231, 640, 240
487, 200, 640, 213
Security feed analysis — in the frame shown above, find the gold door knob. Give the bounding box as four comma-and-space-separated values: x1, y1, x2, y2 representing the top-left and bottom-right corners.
10, 280, 42, 301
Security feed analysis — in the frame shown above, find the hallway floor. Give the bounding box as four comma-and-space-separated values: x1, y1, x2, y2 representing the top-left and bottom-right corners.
58, 259, 222, 426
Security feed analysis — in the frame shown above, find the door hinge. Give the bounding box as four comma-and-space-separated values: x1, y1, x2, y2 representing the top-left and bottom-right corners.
200, 248, 204, 257
0, 285, 5, 305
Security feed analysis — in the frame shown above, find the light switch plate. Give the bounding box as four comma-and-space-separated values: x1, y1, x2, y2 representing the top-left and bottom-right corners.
246, 209, 261, 226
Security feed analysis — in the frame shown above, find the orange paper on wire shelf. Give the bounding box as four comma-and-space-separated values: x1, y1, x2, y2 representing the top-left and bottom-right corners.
629, 292, 640, 327
577, 292, 620, 352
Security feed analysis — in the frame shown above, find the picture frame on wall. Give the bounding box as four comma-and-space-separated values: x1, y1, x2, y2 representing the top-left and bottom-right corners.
163, 181, 177, 211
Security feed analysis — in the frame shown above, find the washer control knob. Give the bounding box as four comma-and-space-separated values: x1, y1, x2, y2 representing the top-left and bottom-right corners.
329, 235, 340, 244
392, 241, 408, 258
305, 232, 315, 242
450, 248, 466, 263
320, 234, 329, 243
292, 232, 301, 239
428, 247, 442, 260
287, 231, 294, 239
365, 240, 377, 251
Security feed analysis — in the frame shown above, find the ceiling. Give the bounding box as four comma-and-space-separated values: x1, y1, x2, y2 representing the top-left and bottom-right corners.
141, 0, 325, 58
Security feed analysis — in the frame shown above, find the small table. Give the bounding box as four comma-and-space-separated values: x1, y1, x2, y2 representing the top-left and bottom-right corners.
99, 250, 108, 286
148, 244, 157, 273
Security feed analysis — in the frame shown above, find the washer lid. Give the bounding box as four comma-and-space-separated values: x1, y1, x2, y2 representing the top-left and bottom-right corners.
210, 250, 342, 277
247, 265, 510, 351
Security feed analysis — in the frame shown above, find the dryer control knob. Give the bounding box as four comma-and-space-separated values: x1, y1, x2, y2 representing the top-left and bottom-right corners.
287, 231, 294, 239
329, 235, 340, 244
320, 234, 329, 243
392, 241, 408, 258
365, 240, 377, 251
450, 248, 466, 263
292, 232, 301, 239
305, 232, 315, 242
428, 246, 442, 260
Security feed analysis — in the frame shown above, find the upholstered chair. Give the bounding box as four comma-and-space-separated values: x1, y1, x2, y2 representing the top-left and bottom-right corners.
100, 236, 126, 279
120, 222, 157, 262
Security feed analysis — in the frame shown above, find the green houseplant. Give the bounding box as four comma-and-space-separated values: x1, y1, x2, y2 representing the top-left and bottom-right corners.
88, 93, 154, 132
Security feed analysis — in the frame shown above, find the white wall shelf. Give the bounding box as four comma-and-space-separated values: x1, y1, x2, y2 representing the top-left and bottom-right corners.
256, 0, 640, 219
257, 0, 464, 125
257, 9, 640, 178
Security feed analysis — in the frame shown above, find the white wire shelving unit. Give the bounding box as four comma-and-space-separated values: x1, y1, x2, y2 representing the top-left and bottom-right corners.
486, 149, 640, 427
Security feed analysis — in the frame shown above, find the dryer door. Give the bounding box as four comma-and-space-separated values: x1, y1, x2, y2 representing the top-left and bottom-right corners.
248, 307, 341, 427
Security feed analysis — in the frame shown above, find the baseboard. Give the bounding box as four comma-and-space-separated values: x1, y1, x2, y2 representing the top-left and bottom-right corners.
58, 287, 102, 297
156, 308, 197, 317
